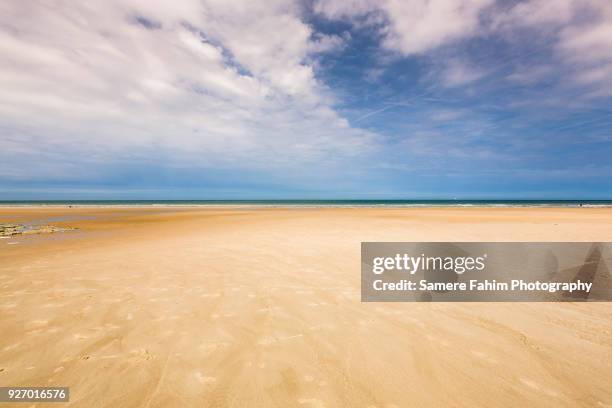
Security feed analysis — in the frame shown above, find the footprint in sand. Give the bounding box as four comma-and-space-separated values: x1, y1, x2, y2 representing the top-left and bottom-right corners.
198, 342, 229, 355
26, 319, 49, 329
42, 303, 60, 308
470, 350, 498, 364
298, 398, 325, 408
257, 333, 302, 345
0, 303, 18, 309
281, 334, 303, 341
194, 372, 216, 385
520, 378, 559, 397
128, 349, 155, 362
3, 344, 20, 352
257, 336, 277, 346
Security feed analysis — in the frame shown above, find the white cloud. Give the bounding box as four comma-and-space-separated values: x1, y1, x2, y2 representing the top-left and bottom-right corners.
313, 0, 376, 20
381, 0, 494, 55
505, 65, 554, 85
315, 0, 612, 96
309, 32, 350, 54
556, 9, 612, 96
496, 0, 612, 96
0, 0, 375, 182
491, 0, 577, 28
440, 59, 486, 87
315, 0, 494, 55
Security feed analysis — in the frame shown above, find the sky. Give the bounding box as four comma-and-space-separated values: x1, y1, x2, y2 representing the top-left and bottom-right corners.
1, 0, 612, 200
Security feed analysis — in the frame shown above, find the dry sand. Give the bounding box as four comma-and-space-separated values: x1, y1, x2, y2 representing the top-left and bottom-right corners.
1, 206, 611, 407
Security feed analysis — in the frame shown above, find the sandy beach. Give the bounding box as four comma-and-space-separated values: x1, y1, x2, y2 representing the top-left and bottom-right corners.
1, 206, 611, 407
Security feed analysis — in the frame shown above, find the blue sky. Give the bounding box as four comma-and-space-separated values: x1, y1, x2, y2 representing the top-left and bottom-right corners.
1, 0, 612, 199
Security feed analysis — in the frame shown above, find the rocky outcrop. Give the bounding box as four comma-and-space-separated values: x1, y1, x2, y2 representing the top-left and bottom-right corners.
0, 224, 22, 236
0, 223, 77, 237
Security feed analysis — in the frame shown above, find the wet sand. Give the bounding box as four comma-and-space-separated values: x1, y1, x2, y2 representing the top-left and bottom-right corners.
1, 206, 611, 407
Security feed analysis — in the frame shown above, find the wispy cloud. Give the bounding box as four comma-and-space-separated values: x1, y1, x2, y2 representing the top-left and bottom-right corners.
315, 0, 494, 55
0, 0, 376, 182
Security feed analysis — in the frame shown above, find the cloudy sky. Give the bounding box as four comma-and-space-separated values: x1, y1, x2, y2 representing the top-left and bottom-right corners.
1, 0, 612, 199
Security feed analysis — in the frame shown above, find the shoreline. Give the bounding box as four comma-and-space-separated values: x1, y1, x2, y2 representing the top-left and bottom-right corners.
1, 203, 612, 209
1, 199, 612, 209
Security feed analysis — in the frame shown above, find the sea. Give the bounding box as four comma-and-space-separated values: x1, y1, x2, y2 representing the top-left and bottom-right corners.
1, 200, 611, 207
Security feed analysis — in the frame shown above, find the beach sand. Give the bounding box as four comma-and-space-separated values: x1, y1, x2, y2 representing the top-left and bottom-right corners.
1, 206, 611, 407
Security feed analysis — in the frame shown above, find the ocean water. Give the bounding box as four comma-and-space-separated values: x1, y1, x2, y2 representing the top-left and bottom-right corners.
1, 200, 611, 207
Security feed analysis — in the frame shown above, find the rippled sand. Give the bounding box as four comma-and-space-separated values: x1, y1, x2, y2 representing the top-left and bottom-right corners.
1, 206, 611, 407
